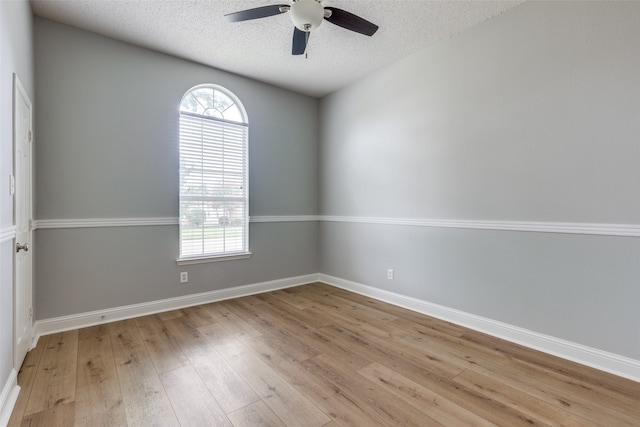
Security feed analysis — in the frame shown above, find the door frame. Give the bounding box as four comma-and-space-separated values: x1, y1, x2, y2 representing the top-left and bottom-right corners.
13, 73, 34, 369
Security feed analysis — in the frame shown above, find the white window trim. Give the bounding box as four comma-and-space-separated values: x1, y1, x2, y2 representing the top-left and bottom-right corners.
176, 251, 252, 265
178, 84, 249, 262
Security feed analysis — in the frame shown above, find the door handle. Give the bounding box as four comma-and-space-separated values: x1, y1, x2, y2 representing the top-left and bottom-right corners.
16, 243, 29, 253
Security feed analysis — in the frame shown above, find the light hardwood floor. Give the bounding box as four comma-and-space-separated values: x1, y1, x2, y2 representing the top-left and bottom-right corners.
8, 282, 640, 426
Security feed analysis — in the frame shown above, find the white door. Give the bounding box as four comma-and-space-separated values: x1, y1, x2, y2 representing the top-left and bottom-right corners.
14, 74, 33, 369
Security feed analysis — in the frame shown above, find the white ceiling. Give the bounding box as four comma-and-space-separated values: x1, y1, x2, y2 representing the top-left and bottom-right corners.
30, 0, 524, 98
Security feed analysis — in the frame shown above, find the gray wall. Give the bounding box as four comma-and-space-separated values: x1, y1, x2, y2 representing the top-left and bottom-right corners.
0, 0, 34, 402
34, 18, 318, 319
319, 1, 640, 359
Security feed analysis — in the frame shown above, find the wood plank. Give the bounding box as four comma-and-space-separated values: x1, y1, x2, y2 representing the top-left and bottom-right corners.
395, 330, 488, 373
188, 346, 261, 413
77, 324, 109, 341
505, 358, 640, 420
20, 402, 75, 427
455, 330, 640, 422
108, 318, 147, 359
303, 353, 446, 426
253, 306, 382, 369
251, 323, 369, 372
221, 299, 321, 363
216, 338, 331, 427
287, 282, 334, 296
327, 287, 467, 337
230, 299, 324, 361
298, 290, 399, 326
159, 365, 232, 426
201, 300, 263, 340
197, 319, 241, 347
389, 316, 466, 341
468, 361, 640, 426
244, 336, 389, 427
23, 331, 78, 416
303, 304, 408, 341
267, 287, 317, 310
156, 309, 183, 321
261, 295, 334, 330
452, 367, 598, 426
181, 305, 217, 327
74, 326, 127, 426
225, 293, 270, 309
319, 327, 549, 426
113, 349, 179, 426
164, 315, 262, 414
318, 323, 465, 380
162, 315, 212, 356
226, 400, 287, 427
134, 314, 188, 373
463, 329, 640, 401
357, 362, 498, 427
396, 323, 527, 373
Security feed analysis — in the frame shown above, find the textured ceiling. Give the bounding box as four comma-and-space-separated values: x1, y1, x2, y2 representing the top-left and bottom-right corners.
30, 0, 524, 97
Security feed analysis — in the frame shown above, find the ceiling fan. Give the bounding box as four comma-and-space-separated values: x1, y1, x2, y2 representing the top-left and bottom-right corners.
226, 0, 379, 55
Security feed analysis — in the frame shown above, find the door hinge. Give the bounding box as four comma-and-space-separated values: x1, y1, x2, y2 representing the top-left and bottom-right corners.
28, 130, 33, 142
29, 307, 33, 320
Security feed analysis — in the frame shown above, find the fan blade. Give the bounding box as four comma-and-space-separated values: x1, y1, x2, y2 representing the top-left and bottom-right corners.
292, 27, 308, 55
324, 7, 378, 36
226, 5, 289, 22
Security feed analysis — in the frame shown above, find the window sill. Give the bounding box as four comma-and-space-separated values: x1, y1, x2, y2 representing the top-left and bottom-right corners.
176, 252, 252, 265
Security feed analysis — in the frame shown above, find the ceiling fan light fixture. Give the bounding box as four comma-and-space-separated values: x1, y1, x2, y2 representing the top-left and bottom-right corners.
226, 1, 379, 56
289, 0, 324, 32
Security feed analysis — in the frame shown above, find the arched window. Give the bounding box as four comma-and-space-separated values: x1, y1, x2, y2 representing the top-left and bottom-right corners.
178, 85, 249, 262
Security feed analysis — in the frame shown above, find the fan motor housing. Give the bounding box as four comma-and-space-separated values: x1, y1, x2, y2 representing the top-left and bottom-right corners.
290, 0, 324, 32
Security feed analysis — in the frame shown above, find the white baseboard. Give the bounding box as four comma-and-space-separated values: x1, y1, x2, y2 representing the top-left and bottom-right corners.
319, 274, 640, 383
0, 369, 19, 427
34, 273, 320, 339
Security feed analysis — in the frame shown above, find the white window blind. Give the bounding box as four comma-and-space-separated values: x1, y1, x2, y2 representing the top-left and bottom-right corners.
179, 85, 248, 260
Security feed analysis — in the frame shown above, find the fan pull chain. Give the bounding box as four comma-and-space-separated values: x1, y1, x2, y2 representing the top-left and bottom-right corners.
305, 30, 310, 59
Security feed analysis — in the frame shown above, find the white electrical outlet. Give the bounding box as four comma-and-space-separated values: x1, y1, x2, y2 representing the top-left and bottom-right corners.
180, 272, 188, 283
387, 269, 394, 280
